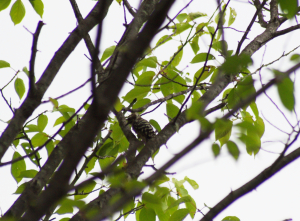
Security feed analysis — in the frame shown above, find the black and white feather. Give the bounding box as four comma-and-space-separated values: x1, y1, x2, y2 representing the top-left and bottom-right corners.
126, 113, 156, 143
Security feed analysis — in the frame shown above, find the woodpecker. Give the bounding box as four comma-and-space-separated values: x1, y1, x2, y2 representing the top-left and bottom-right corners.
126, 113, 156, 143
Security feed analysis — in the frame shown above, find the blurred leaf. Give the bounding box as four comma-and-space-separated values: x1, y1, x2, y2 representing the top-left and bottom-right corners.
176, 13, 187, 23
123, 199, 135, 219
184, 176, 199, 189
191, 53, 215, 63
114, 97, 123, 112
187, 12, 207, 22
11, 151, 26, 183
10, 0, 25, 25
278, 0, 298, 18
14, 77, 25, 99
156, 35, 172, 46
194, 66, 215, 83
190, 35, 199, 54
0, 60, 10, 68
139, 207, 156, 221
226, 140, 240, 160
169, 208, 189, 221
275, 71, 295, 111
85, 156, 97, 174
228, 7, 237, 26
74, 181, 97, 200
221, 54, 252, 74
215, 119, 232, 141
166, 103, 179, 121
254, 117, 265, 138
136, 57, 157, 68
212, 143, 220, 157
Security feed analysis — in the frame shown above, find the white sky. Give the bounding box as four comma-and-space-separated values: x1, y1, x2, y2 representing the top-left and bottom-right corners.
1, 0, 300, 221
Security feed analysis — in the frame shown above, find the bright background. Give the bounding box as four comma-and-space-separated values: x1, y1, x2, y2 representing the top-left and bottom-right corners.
1, 0, 300, 220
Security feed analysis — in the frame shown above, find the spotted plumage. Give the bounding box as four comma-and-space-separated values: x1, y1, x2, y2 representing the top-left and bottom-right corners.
126, 113, 156, 143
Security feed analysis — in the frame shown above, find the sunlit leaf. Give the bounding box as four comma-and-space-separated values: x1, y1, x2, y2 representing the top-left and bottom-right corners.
14, 77, 25, 99
169, 208, 189, 221
156, 35, 172, 46
31, 132, 48, 147
0, 60, 10, 68
215, 119, 232, 141
222, 216, 240, 221
212, 143, 220, 157
29, 0, 43, 18
184, 177, 199, 189
11, 151, 26, 183
100, 45, 116, 62
74, 180, 97, 200
10, 0, 26, 25
37, 114, 48, 132
14, 182, 28, 194
139, 207, 156, 221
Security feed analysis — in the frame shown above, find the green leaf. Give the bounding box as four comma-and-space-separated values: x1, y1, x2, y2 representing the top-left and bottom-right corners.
166, 103, 179, 121
100, 45, 116, 62
254, 117, 265, 138
123, 71, 155, 103
149, 119, 161, 132
114, 97, 123, 112
25, 124, 40, 132
99, 157, 114, 170
14, 182, 28, 194
156, 35, 172, 46
290, 53, 300, 62
11, 151, 26, 183
171, 46, 183, 67
18, 169, 38, 178
110, 122, 124, 142
74, 181, 97, 200
185, 196, 197, 219
85, 157, 97, 174
142, 192, 161, 205
278, 0, 298, 19
194, 66, 215, 83
123, 199, 135, 219
56, 205, 73, 215
228, 7, 237, 26
276, 73, 295, 111
29, 0, 43, 17
191, 53, 215, 63
132, 98, 151, 111
176, 13, 187, 23
215, 119, 232, 141
10, 0, 25, 25
221, 54, 252, 74
31, 132, 48, 147
189, 35, 199, 55
54, 116, 66, 126
0, 0, 11, 11
239, 133, 260, 156
136, 57, 157, 68
250, 102, 259, 118
46, 140, 55, 156
173, 23, 192, 35
222, 216, 240, 221
37, 114, 48, 132
0, 60, 10, 68
14, 77, 25, 99
139, 207, 156, 221
212, 143, 220, 157
167, 196, 192, 210
169, 208, 189, 221
212, 40, 228, 54
21, 142, 40, 166
226, 140, 240, 160
184, 177, 199, 190
187, 12, 207, 22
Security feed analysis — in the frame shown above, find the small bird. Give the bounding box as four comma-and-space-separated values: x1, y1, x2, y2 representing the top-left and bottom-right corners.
126, 113, 156, 143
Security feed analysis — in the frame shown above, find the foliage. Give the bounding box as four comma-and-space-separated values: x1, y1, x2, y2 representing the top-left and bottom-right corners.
0, 0, 300, 221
